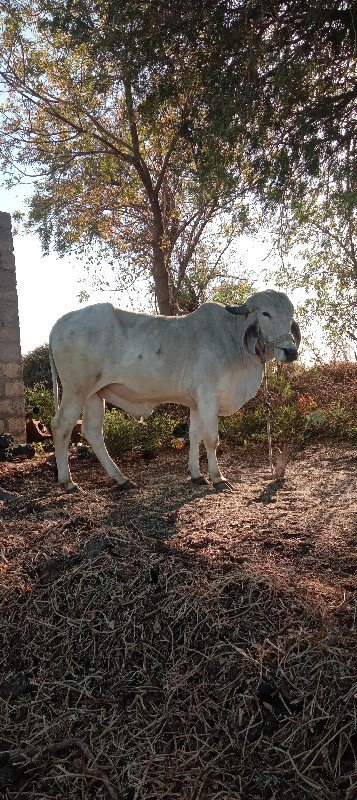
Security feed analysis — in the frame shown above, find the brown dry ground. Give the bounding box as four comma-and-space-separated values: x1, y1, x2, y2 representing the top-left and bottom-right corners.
0, 442, 356, 800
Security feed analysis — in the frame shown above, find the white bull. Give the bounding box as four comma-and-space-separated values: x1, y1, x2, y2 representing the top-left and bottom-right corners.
49, 289, 300, 492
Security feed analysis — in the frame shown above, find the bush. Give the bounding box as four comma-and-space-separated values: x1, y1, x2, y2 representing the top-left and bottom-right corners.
25, 384, 55, 430
271, 364, 357, 445
23, 363, 356, 456
219, 362, 357, 451
319, 401, 357, 443
103, 406, 182, 457
103, 409, 141, 456
140, 407, 180, 451
100, 364, 357, 456
220, 404, 306, 450
22, 344, 52, 388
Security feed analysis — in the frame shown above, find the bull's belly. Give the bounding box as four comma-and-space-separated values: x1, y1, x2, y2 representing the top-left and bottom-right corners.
98, 383, 192, 418
98, 364, 262, 419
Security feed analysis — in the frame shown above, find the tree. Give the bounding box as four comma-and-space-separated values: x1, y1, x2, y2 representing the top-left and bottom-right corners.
0, 0, 254, 315
115, 0, 356, 344
194, 0, 355, 349
268, 168, 356, 354
22, 344, 52, 388
131, 0, 355, 200
244, 0, 356, 351
1, 0, 355, 334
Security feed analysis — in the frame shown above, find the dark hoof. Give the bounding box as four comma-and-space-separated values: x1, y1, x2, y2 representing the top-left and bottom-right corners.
213, 480, 234, 492
61, 482, 81, 493
117, 479, 136, 491
191, 476, 209, 486
68, 484, 81, 494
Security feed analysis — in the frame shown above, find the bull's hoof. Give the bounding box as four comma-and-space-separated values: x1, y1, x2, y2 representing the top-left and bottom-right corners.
117, 479, 136, 491
60, 481, 81, 493
191, 476, 209, 486
213, 480, 234, 492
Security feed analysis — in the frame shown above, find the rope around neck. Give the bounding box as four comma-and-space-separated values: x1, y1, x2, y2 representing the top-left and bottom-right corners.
256, 331, 295, 364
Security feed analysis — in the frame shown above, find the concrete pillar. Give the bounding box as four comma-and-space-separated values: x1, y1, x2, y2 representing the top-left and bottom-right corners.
0, 212, 26, 443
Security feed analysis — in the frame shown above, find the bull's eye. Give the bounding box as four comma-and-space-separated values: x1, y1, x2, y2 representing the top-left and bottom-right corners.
262, 311, 271, 318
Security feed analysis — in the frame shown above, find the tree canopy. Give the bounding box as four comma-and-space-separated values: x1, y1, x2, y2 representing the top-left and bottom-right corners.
0, 0, 355, 340
43, 0, 354, 197
0, 0, 256, 314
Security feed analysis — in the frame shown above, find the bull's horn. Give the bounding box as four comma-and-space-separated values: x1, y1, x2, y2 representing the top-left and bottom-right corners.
225, 302, 251, 316
291, 319, 301, 348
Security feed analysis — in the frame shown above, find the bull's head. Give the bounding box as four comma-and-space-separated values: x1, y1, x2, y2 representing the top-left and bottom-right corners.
226, 299, 301, 362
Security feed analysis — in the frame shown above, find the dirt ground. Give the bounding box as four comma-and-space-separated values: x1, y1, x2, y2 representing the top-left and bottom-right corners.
0, 442, 356, 799
1, 442, 356, 606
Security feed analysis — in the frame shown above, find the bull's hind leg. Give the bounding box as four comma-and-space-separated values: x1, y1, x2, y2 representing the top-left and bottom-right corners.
82, 393, 135, 489
188, 409, 208, 485
51, 392, 84, 491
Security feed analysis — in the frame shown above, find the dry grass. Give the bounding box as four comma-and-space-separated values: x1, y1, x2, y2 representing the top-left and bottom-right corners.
0, 443, 356, 800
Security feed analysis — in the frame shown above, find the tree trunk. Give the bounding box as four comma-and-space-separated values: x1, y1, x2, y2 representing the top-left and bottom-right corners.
151, 198, 173, 315
123, 80, 174, 316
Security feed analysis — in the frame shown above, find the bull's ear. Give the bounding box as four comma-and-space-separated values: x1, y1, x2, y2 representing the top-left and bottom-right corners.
243, 320, 260, 355
291, 319, 301, 348
225, 302, 250, 317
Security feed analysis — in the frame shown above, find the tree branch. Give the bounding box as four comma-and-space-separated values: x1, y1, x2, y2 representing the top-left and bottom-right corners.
83, 109, 135, 156
122, 77, 155, 196
0, 69, 136, 165
175, 203, 218, 293
154, 132, 180, 195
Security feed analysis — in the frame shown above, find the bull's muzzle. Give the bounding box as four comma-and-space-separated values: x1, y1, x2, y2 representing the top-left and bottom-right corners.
282, 345, 299, 363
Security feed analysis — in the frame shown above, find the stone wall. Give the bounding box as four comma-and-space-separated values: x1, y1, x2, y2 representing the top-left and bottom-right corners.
0, 212, 26, 443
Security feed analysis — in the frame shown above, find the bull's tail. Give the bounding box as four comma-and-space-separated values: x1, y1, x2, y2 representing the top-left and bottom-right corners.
48, 336, 59, 413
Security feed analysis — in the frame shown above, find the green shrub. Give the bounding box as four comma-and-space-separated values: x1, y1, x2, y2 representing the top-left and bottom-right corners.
22, 344, 52, 388
220, 404, 307, 450
103, 406, 181, 456
23, 363, 356, 457
270, 404, 308, 447
25, 384, 55, 430
319, 402, 357, 443
103, 409, 140, 456
140, 406, 180, 450
219, 363, 356, 452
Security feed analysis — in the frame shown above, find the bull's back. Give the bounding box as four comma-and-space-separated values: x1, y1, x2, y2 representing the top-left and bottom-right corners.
50, 301, 237, 403
49, 304, 197, 396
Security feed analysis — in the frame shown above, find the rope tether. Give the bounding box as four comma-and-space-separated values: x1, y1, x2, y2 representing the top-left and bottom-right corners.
263, 362, 274, 476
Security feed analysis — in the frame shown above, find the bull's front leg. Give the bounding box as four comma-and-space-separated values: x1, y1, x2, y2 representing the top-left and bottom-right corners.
188, 408, 208, 485
197, 393, 234, 491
